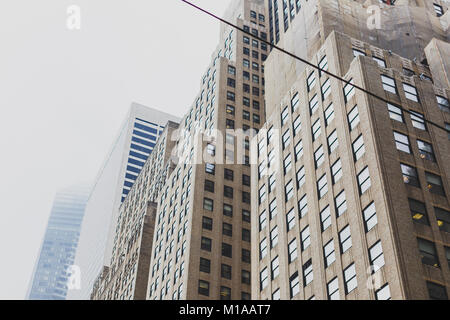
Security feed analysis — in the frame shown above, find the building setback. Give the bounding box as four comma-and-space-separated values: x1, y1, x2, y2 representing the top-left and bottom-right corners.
27, 184, 91, 300
251, 0, 450, 300
68, 103, 180, 300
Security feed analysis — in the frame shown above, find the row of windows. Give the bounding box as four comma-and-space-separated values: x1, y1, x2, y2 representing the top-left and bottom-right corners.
198, 279, 250, 300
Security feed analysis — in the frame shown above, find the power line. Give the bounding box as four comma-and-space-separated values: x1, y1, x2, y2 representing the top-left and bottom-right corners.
180, 0, 450, 134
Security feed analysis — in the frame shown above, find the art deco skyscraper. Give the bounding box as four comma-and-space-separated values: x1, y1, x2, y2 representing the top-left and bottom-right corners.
252, 0, 449, 300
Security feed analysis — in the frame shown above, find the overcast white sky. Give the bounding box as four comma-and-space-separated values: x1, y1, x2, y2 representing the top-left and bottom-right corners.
0, 0, 232, 299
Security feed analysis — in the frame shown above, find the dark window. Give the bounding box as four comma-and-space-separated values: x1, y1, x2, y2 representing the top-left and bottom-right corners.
435, 207, 450, 233
242, 191, 251, 204
242, 229, 251, 242
198, 280, 209, 296
242, 174, 250, 186
224, 168, 234, 181
427, 281, 448, 300
409, 198, 429, 225
222, 243, 232, 258
221, 264, 232, 279
199, 258, 211, 273
242, 210, 251, 223
226, 119, 235, 129
223, 223, 233, 237
204, 180, 215, 192
417, 238, 440, 268
242, 270, 251, 284
201, 237, 212, 252
202, 216, 213, 230
224, 186, 234, 199
227, 78, 236, 88
426, 172, 445, 196
223, 204, 233, 217
220, 287, 231, 300
400, 163, 420, 187
242, 249, 251, 263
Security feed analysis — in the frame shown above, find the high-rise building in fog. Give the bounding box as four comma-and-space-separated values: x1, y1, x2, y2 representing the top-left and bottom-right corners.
68, 103, 180, 300
27, 184, 91, 300
252, 0, 449, 300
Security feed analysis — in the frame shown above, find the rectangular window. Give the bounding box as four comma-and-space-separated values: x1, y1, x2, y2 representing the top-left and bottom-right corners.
284, 154, 292, 174
427, 281, 448, 300
331, 159, 343, 184
327, 277, 340, 300
376, 284, 391, 300
222, 243, 232, 258
199, 258, 211, 273
269, 174, 276, 193
387, 103, 404, 122
314, 145, 324, 168
401, 163, 420, 187
435, 207, 450, 233
324, 103, 335, 126
303, 259, 313, 286
344, 263, 357, 294
289, 272, 300, 298
381, 75, 397, 94
353, 48, 366, 57
373, 56, 386, 68
301, 225, 311, 251
282, 130, 291, 149
259, 238, 267, 260
369, 240, 385, 272
259, 184, 267, 204
223, 203, 233, 217
294, 140, 303, 161
201, 237, 212, 251
291, 92, 300, 112
319, 55, 328, 74
339, 225, 352, 253
418, 238, 440, 268
198, 280, 209, 296
436, 96, 449, 112
328, 130, 339, 154
317, 174, 328, 199
293, 116, 301, 135
286, 207, 296, 231
320, 206, 331, 232
270, 226, 279, 248
410, 111, 427, 131
281, 106, 289, 126
205, 163, 215, 175
223, 223, 232, 237
271, 256, 280, 279
285, 180, 294, 202
417, 139, 435, 162
357, 167, 371, 195
242, 228, 250, 242
425, 172, 445, 196
403, 83, 419, 102
269, 199, 277, 220
363, 202, 377, 232
296, 166, 306, 189
312, 118, 321, 141
335, 191, 347, 216
321, 78, 331, 100
409, 198, 429, 225
309, 94, 319, 115
260, 268, 268, 291
393, 131, 411, 153
203, 198, 213, 211
307, 72, 316, 91
343, 79, 355, 102
288, 238, 298, 263
202, 216, 213, 230
347, 105, 360, 130
204, 180, 214, 193
323, 240, 336, 267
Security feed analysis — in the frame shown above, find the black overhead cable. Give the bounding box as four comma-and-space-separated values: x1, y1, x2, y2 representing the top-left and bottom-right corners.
180, 0, 450, 134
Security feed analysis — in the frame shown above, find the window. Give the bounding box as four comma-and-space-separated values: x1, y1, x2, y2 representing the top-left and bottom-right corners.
400, 163, 420, 187
335, 191, 347, 217
227, 78, 236, 88
339, 225, 352, 253
320, 206, 331, 232
243, 36, 250, 44
433, 3, 444, 17
242, 209, 251, 223
243, 59, 250, 68
426, 172, 445, 196
317, 174, 328, 199
270, 226, 279, 248
282, 130, 291, 149
446, 247, 450, 268
294, 140, 303, 161
205, 163, 215, 175
222, 204, 233, 218
286, 208, 296, 231
220, 286, 231, 300
199, 258, 211, 273
435, 207, 450, 233
289, 272, 300, 298
309, 94, 319, 115
417, 238, 439, 268
373, 56, 386, 68
393, 131, 411, 153
417, 140, 435, 162
410, 111, 427, 131
224, 168, 234, 181
285, 180, 294, 202
436, 96, 449, 112
312, 119, 321, 141
347, 105, 360, 130
253, 114, 260, 124
375, 283, 391, 300
253, 100, 260, 110
242, 191, 250, 204
409, 198, 429, 225
298, 194, 308, 217
331, 159, 343, 184
296, 166, 305, 189
269, 199, 277, 220
223, 223, 232, 237
357, 167, 371, 195
228, 65, 236, 75
227, 91, 235, 101
343, 79, 355, 102
363, 202, 378, 232
366, 241, 385, 275
203, 198, 213, 211
288, 239, 298, 263
198, 280, 209, 296
281, 106, 289, 125
303, 259, 313, 286
324, 103, 334, 126
344, 263, 357, 294
284, 154, 292, 174
323, 240, 336, 267
204, 180, 214, 192
271, 256, 280, 279
242, 270, 251, 285
328, 130, 339, 154
381, 75, 397, 94
222, 243, 232, 258
427, 281, 448, 300
446, 123, 450, 139
352, 135, 365, 161
387, 103, 404, 122
259, 185, 267, 204
314, 145, 324, 168
259, 238, 267, 260
206, 143, 215, 156
226, 118, 235, 129
293, 116, 301, 135
242, 249, 251, 263
319, 55, 328, 74
353, 48, 366, 57
201, 237, 212, 252
321, 78, 331, 100
307, 72, 316, 91
269, 174, 276, 192
403, 83, 419, 102
202, 216, 213, 230
260, 268, 268, 291
327, 278, 339, 300
242, 229, 250, 242
272, 289, 280, 300
243, 110, 250, 120
291, 92, 300, 112
224, 185, 233, 199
